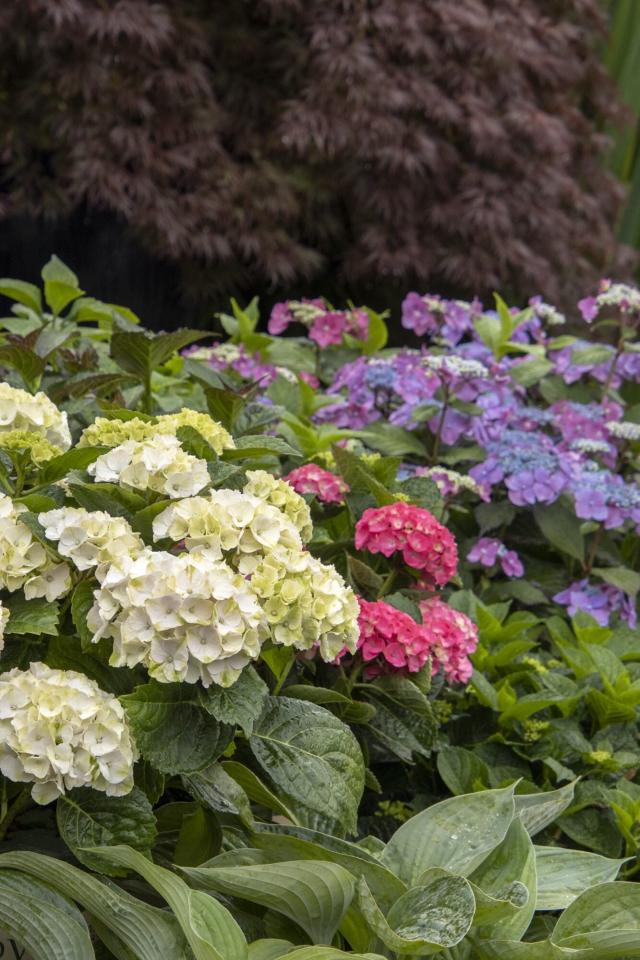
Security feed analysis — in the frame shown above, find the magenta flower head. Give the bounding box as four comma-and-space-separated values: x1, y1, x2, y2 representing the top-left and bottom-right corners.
285, 464, 349, 504
355, 502, 458, 589
353, 598, 431, 674
419, 597, 479, 683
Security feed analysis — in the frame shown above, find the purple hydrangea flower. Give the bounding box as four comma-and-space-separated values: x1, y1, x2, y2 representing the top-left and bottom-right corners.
554, 579, 637, 629
467, 537, 524, 578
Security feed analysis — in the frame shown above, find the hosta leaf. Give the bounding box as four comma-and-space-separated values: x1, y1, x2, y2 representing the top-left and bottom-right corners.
183, 762, 254, 829
56, 787, 156, 876
283, 950, 387, 960
357, 875, 474, 954
199, 667, 268, 735
469, 818, 536, 941
381, 784, 516, 885
534, 847, 628, 910
4, 594, 59, 636
249, 697, 365, 836
183, 860, 355, 945
514, 781, 576, 836
248, 940, 294, 960
0, 870, 93, 960
121, 682, 234, 774
92, 844, 247, 960
0, 850, 187, 960
552, 881, 640, 952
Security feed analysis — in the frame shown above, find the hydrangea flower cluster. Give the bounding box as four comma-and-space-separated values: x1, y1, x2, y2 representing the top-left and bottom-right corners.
39, 508, 144, 571
0, 383, 71, 450
88, 434, 210, 499
87, 548, 268, 687
152, 489, 302, 574
401, 293, 482, 343
78, 409, 234, 455
0, 430, 63, 464
354, 599, 431, 673
355, 503, 458, 589
285, 464, 349, 504
607, 420, 640, 442
0, 662, 136, 804
423, 354, 490, 382
528, 296, 566, 326
0, 601, 9, 651
554, 580, 637, 629
569, 464, 640, 530
414, 467, 486, 501
269, 298, 368, 347
419, 598, 479, 683
470, 430, 575, 506
0, 494, 70, 598
243, 470, 313, 540
251, 549, 359, 660
467, 538, 524, 577
185, 343, 279, 385
578, 280, 640, 323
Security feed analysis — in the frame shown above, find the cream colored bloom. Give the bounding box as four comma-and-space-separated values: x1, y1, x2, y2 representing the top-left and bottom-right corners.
243, 469, 313, 541
251, 548, 359, 660
0, 662, 136, 804
153, 489, 302, 574
78, 409, 234, 455
39, 507, 144, 572
0, 602, 9, 653
0, 430, 62, 464
87, 434, 210, 499
0, 383, 71, 450
0, 494, 70, 597
87, 548, 269, 687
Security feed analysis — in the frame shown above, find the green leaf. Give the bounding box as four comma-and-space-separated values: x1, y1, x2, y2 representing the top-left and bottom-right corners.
0, 850, 187, 960
0, 870, 93, 960
41, 256, 84, 315
363, 676, 436, 761
250, 697, 365, 836
593, 565, 640, 598
346, 555, 384, 593
534, 846, 627, 911
361, 310, 388, 355
357, 875, 475, 954
469, 818, 536, 941
571, 344, 614, 366
199, 667, 268, 736
121, 682, 234, 774
437, 746, 490, 795
222, 435, 301, 460
396, 475, 442, 511
222, 761, 298, 823
183, 762, 254, 829
110, 329, 208, 379
183, 860, 355, 945
248, 941, 294, 960
475, 501, 516, 534
534, 500, 585, 564
0, 344, 45, 390
359, 422, 427, 457
91, 844, 247, 960
551, 881, 640, 952
171, 803, 222, 867
175, 425, 220, 461
381, 784, 516, 884
39, 446, 105, 485
0, 278, 42, 313
510, 357, 554, 387
56, 787, 156, 876
135, 760, 166, 805
514, 781, 576, 836
4, 594, 59, 636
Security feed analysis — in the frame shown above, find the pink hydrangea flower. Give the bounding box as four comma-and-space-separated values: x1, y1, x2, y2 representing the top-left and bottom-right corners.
467, 537, 524, 578
355, 599, 430, 673
419, 597, 478, 683
355, 503, 458, 588
285, 464, 349, 504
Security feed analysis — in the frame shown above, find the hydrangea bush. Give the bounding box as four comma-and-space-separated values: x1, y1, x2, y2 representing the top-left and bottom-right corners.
0, 258, 639, 957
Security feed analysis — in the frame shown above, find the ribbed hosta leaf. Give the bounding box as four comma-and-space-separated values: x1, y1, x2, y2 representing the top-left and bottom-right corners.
535, 846, 627, 910
0, 870, 93, 960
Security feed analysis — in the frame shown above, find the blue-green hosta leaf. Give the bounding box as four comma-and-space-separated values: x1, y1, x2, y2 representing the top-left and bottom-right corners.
120, 682, 234, 774
380, 784, 516, 885
534, 847, 628, 911
183, 860, 355, 946
56, 787, 156, 876
88, 844, 247, 960
357, 875, 475, 954
199, 667, 268, 735
248, 941, 295, 960
0, 850, 187, 959
551, 881, 640, 952
249, 697, 365, 836
0, 870, 92, 960
470, 818, 536, 941
514, 781, 576, 836
282, 950, 388, 960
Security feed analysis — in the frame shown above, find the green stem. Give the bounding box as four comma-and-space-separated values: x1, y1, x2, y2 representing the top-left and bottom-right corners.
0, 788, 31, 841
142, 369, 153, 415
430, 386, 450, 465
584, 525, 605, 575
272, 654, 295, 695
379, 568, 398, 598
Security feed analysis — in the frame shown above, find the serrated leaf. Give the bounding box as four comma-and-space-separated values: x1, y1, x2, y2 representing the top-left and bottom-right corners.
183, 860, 355, 945
0, 344, 45, 390
110, 329, 208, 379
41, 255, 84, 315
199, 667, 268, 735
0, 278, 43, 313
250, 697, 365, 836
176, 425, 220, 461
534, 500, 585, 563
4, 594, 59, 636
359, 422, 427, 457
0, 870, 93, 960
346, 555, 383, 593
90, 844, 247, 960
39, 446, 105, 485
56, 787, 156, 876
222, 435, 301, 460
381, 784, 516, 884
0, 850, 187, 960
183, 762, 254, 829
121, 682, 234, 774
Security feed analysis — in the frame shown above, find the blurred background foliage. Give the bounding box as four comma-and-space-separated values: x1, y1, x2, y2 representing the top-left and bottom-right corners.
0, 0, 637, 329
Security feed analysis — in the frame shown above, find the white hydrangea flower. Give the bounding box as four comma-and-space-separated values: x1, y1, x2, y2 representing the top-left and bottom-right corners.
0, 383, 71, 450
87, 434, 210, 499
152, 489, 302, 574
423, 355, 489, 379
87, 548, 268, 688
607, 420, 640, 442
532, 301, 566, 326
0, 662, 137, 804
596, 283, 640, 315
0, 602, 9, 653
78, 409, 234, 455
39, 507, 145, 572
243, 469, 313, 541
419, 467, 482, 496
0, 493, 70, 597
251, 549, 359, 661
570, 438, 612, 454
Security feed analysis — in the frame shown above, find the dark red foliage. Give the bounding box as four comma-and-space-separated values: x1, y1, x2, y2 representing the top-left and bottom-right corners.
0, 0, 625, 306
